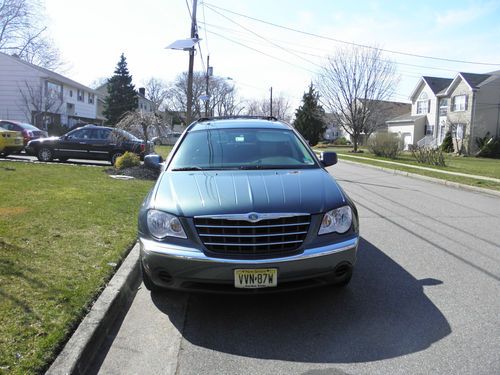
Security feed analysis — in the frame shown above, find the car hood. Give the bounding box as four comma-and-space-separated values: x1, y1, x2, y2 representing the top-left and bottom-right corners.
153, 169, 346, 217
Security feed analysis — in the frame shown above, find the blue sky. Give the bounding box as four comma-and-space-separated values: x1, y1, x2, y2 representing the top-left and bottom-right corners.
45, 0, 500, 110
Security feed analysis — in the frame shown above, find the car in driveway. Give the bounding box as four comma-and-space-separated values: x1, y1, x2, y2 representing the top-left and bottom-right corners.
0, 128, 24, 156
138, 116, 359, 293
25, 125, 149, 165
0, 120, 48, 146
152, 132, 182, 146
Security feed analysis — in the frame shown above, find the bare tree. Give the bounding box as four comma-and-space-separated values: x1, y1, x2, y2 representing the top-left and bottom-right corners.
18, 80, 63, 129
243, 94, 292, 122
144, 77, 168, 112
0, 0, 63, 70
447, 115, 469, 156
317, 45, 399, 152
165, 72, 242, 121
115, 111, 163, 154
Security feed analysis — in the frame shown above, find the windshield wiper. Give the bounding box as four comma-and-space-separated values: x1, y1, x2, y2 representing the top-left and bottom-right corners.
171, 166, 204, 171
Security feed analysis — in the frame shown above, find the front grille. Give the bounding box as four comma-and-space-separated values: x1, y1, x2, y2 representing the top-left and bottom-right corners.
194, 215, 310, 259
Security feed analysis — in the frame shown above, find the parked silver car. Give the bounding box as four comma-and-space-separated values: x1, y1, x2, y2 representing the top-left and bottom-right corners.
139, 116, 359, 293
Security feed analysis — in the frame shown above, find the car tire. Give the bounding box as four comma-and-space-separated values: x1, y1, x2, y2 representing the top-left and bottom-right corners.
141, 262, 161, 292
111, 151, 123, 166
37, 147, 53, 162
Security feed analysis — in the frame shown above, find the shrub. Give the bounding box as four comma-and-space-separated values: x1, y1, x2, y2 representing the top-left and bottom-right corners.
411, 146, 446, 166
333, 136, 348, 145
477, 137, 500, 158
115, 152, 140, 170
367, 132, 403, 159
441, 131, 454, 153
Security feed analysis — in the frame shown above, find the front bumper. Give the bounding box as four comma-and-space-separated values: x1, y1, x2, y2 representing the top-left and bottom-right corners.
140, 236, 358, 293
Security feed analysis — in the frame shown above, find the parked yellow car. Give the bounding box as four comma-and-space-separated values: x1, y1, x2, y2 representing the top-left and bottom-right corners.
0, 129, 24, 156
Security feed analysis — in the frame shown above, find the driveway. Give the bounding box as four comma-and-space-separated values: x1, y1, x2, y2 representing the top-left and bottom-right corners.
90, 161, 500, 375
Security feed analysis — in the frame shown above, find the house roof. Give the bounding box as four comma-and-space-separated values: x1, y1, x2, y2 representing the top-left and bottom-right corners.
386, 113, 425, 124
0, 51, 96, 93
422, 76, 453, 94
459, 72, 491, 89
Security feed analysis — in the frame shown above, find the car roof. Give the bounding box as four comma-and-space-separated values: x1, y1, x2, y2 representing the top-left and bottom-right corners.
188, 117, 291, 132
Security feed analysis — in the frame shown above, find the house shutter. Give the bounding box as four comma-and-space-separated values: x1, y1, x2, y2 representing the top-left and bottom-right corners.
451, 96, 455, 111
465, 95, 469, 111
427, 100, 431, 113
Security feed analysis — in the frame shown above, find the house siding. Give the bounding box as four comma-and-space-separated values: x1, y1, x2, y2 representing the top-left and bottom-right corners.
0, 53, 97, 128
474, 77, 500, 141
411, 83, 436, 137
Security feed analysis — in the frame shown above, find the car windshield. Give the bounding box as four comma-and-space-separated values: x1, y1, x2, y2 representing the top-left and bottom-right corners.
169, 128, 318, 170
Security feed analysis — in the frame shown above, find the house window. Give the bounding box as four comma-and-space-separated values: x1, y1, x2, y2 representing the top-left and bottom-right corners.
69, 90, 73, 97
416, 100, 429, 114
439, 99, 448, 116
88, 93, 95, 104
77, 89, 84, 102
425, 125, 434, 135
452, 95, 467, 111
46, 81, 62, 100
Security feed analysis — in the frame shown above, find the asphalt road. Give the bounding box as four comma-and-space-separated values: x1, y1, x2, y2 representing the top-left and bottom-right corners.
90, 161, 500, 375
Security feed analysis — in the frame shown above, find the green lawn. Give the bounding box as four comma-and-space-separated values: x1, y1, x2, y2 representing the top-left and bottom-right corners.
315, 147, 500, 190
153, 145, 174, 160
0, 162, 155, 374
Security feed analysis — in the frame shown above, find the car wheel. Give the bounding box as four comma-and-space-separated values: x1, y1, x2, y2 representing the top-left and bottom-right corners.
111, 152, 123, 166
141, 262, 161, 292
37, 147, 53, 162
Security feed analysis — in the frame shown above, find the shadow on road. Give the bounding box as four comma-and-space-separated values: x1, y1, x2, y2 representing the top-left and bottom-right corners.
152, 237, 451, 363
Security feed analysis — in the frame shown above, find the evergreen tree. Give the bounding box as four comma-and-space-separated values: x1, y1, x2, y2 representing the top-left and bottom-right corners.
293, 83, 326, 146
103, 53, 138, 125
441, 131, 454, 153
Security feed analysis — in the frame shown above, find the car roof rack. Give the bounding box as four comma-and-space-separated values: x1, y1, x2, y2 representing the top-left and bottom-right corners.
196, 115, 279, 122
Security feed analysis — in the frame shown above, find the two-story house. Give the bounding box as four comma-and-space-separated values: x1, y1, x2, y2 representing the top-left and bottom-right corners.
0, 52, 100, 130
387, 72, 500, 152
95, 84, 154, 124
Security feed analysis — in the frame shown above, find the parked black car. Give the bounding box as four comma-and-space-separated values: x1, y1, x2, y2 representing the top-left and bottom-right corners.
0, 120, 48, 146
25, 125, 149, 165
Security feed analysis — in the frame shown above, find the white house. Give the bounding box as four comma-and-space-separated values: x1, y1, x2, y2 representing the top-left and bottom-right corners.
388, 72, 500, 151
0, 52, 99, 129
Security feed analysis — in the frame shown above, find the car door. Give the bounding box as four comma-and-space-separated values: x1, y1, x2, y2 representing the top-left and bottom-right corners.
87, 128, 113, 160
57, 129, 92, 159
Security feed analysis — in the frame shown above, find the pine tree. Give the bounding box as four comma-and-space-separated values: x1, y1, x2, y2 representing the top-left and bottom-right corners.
441, 131, 454, 153
293, 83, 326, 146
103, 54, 138, 125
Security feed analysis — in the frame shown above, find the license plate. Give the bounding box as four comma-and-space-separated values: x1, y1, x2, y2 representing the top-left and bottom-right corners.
234, 268, 277, 289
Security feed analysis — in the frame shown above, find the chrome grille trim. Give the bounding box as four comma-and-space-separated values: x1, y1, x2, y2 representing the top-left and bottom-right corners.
194, 213, 311, 259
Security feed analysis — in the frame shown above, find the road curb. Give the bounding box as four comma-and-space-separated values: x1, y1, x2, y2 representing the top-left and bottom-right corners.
46, 243, 141, 375
338, 158, 500, 198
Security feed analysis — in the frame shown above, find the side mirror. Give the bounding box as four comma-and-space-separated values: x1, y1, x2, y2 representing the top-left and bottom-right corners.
144, 154, 163, 171
320, 151, 337, 167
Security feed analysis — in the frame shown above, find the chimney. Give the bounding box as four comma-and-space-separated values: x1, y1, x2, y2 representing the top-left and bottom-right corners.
139, 87, 146, 96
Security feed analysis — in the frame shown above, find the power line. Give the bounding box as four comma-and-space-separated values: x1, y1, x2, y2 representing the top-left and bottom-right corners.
205, 29, 317, 74
185, 0, 192, 20
201, 21, 457, 72
205, 4, 323, 70
203, 2, 500, 67
201, 2, 210, 55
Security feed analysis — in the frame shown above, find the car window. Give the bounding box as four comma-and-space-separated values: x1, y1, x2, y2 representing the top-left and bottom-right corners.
67, 129, 91, 140
170, 128, 318, 170
90, 128, 111, 140
0, 122, 16, 131
20, 124, 39, 131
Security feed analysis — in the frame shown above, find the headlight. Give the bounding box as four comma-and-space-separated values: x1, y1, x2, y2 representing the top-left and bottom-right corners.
147, 210, 187, 239
318, 206, 352, 235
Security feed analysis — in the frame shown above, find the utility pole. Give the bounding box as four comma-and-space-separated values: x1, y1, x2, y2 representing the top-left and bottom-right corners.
270, 86, 273, 117
205, 54, 210, 117
186, 0, 198, 125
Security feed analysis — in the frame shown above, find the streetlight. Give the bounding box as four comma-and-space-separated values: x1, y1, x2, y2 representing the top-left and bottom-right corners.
165, 37, 199, 125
